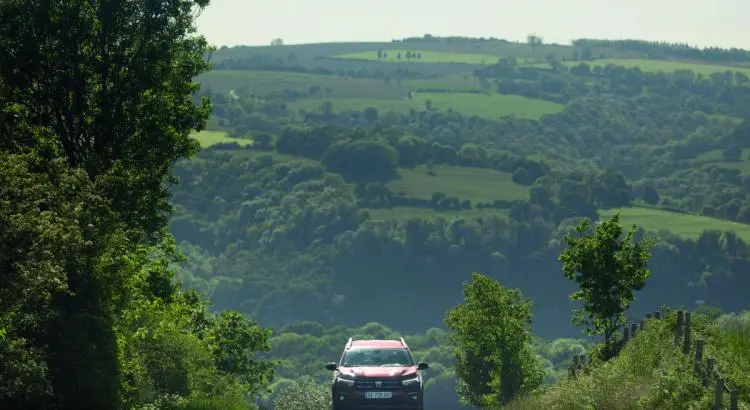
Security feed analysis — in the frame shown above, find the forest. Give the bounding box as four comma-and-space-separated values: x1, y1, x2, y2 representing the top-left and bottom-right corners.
2, 0, 750, 409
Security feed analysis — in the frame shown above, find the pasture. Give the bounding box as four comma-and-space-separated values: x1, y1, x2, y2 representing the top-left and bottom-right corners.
367, 206, 510, 221
197, 70, 408, 99
191, 130, 252, 147
333, 50, 506, 65
598, 207, 750, 240
286, 92, 563, 120
388, 165, 530, 203
693, 148, 750, 173
565, 58, 750, 78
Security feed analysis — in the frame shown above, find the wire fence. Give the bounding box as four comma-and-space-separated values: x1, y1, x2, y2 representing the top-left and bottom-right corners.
568, 309, 741, 410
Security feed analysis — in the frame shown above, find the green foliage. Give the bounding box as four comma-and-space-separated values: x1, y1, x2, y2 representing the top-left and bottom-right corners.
444, 273, 544, 408
558, 214, 655, 346
506, 309, 750, 409
0, 0, 212, 240
271, 376, 329, 410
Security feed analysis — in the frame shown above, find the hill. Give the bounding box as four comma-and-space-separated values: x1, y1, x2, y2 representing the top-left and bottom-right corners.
507, 309, 750, 409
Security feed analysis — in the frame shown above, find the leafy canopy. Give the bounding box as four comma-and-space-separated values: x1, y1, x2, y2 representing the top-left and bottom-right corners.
444, 272, 544, 408
558, 213, 654, 345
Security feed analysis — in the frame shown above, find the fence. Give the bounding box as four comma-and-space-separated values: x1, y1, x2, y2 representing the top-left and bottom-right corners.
568, 309, 740, 410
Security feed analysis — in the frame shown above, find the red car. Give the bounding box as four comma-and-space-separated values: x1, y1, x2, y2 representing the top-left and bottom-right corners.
326, 337, 429, 410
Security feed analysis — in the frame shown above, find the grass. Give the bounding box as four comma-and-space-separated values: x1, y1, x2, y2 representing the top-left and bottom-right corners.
287, 92, 563, 120
388, 165, 530, 203
333, 50, 511, 65
404, 75, 485, 92
693, 148, 750, 173
563, 58, 750, 78
506, 310, 750, 410
197, 70, 408, 99
367, 207, 509, 221
598, 207, 750, 240
191, 130, 252, 147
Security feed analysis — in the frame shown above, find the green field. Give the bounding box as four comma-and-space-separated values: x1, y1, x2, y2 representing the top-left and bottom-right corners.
404, 75, 485, 92
287, 92, 563, 120
694, 148, 750, 173
197, 70, 408, 99
565, 58, 750, 77
599, 207, 750, 240
389, 165, 529, 203
191, 130, 252, 147
367, 206, 509, 221
333, 50, 508, 65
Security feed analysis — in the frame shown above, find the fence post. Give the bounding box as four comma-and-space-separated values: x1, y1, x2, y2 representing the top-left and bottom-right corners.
730, 389, 738, 410
714, 376, 723, 410
694, 339, 704, 382
675, 310, 684, 346
654, 311, 662, 320
682, 311, 692, 355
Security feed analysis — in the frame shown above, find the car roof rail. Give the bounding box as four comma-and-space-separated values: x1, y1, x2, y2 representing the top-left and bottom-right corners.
400, 337, 408, 348
346, 337, 353, 349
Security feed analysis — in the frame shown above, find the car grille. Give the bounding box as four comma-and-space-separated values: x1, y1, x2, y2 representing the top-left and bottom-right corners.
354, 380, 403, 389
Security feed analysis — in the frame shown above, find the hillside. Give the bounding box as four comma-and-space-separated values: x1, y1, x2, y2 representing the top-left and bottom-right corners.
168, 35, 750, 407
507, 309, 750, 409
5, 2, 750, 407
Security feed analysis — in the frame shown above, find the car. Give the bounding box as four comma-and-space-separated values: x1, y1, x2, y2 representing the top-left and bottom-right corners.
325, 337, 428, 410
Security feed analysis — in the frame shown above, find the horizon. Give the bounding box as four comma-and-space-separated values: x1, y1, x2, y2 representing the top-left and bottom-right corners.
196, 0, 748, 50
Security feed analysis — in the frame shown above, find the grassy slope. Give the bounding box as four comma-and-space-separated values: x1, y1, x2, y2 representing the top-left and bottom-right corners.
599, 207, 750, 241
334, 49, 532, 65
197, 41, 750, 239
193, 130, 750, 239
506, 310, 750, 409
191, 130, 252, 147
562, 58, 750, 77
287, 93, 563, 120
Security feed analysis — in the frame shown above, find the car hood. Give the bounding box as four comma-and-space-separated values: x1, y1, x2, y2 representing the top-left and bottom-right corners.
339, 366, 417, 378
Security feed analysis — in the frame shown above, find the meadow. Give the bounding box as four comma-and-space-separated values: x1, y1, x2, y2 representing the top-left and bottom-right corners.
367, 206, 510, 221
191, 130, 252, 147
334, 49, 517, 65
564, 58, 750, 77
287, 92, 563, 120
388, 165, 530, 203
598, 207, 750, 240
197, 70, 408, 99
693, 148, 750, 173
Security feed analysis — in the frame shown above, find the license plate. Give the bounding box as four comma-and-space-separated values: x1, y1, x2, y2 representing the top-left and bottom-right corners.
365, 391, 392, 399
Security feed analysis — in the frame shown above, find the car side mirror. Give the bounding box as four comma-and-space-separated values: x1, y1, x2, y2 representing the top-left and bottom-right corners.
326, 362, 338, 371
417, 362, 429, 370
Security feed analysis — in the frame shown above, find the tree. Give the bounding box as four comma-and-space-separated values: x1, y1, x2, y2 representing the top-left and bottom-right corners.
558, 214, 654, 348
0, 0, 275, 408
0, 0, 213, 240
444, 273, 544, 408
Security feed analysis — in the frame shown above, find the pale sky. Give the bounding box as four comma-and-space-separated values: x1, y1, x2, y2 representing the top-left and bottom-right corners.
196, 0, 748, 49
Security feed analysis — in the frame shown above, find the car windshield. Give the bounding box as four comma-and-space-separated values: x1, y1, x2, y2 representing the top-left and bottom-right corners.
342, 348, 415, 367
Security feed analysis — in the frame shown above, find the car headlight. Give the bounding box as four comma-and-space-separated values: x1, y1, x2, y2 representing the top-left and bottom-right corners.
336, 375, 355, 386
402, 376, 420, 386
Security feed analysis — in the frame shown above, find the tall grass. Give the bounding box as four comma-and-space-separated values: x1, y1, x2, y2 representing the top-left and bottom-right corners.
505, 309, 750, 409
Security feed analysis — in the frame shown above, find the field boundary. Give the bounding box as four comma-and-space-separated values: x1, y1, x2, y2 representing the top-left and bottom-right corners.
568, 309, 741, 410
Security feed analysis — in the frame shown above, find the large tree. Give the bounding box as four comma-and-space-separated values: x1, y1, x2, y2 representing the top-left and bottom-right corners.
0, 0, 212, 240
558, 214, 654, 347
444, 272, 544, 408
0, 0, 218, 408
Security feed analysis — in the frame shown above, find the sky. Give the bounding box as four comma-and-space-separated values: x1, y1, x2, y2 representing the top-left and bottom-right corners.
195, 0, 748, 50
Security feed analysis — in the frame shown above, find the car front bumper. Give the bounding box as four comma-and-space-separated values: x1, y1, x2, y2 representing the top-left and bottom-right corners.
331, 388, 422, 409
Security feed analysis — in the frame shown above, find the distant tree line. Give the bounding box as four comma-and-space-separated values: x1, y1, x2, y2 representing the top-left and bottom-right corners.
572, 38, 750, 63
